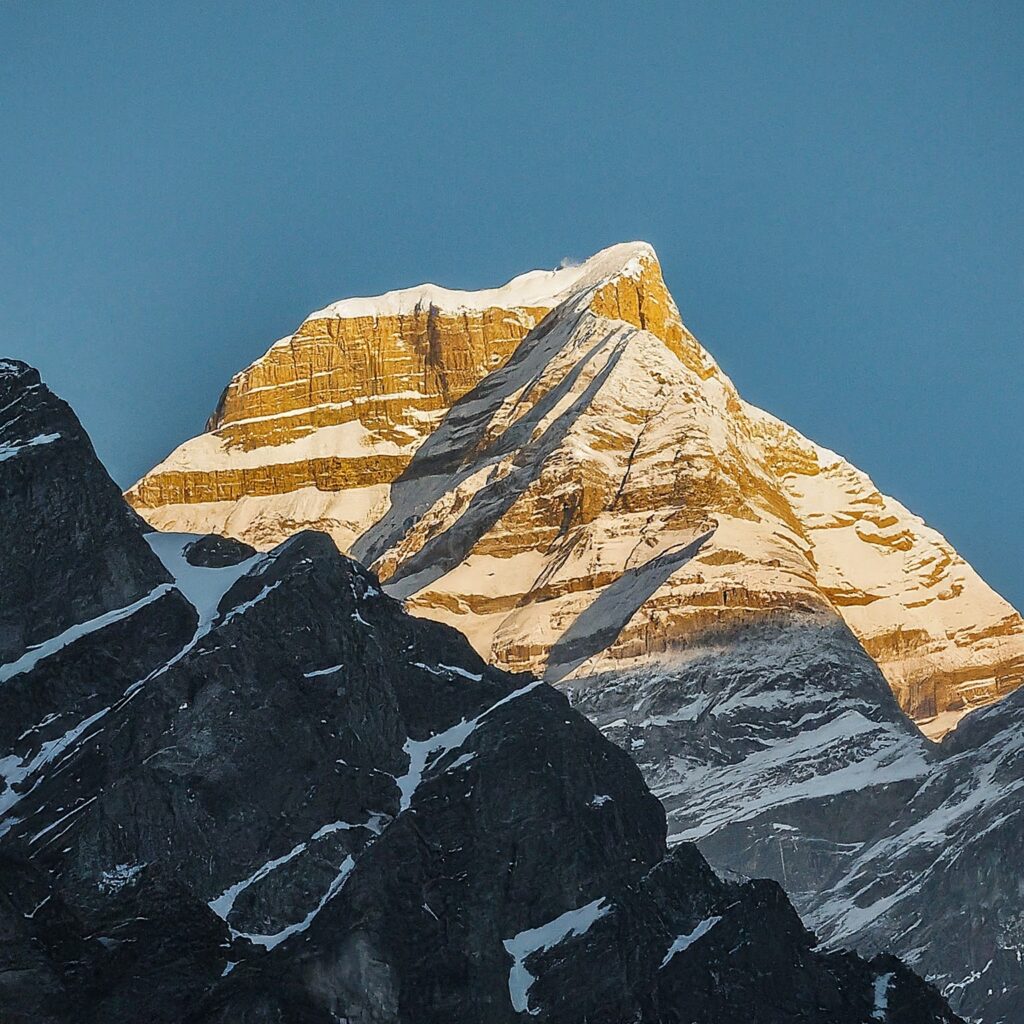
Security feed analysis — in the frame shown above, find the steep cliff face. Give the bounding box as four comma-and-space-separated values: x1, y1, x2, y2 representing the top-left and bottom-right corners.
128, 243, 1023, 736
0, 360, 173, 665
1, 364, 959, 1024
774, 428, 1024, 728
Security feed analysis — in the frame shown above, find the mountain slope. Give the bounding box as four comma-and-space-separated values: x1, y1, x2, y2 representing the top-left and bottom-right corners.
126, 258, 598, 551
126, 245, 1024, 736
0, 363, 960, 1023
805, 685, 1024, 1024
123, 245, 1024, 1021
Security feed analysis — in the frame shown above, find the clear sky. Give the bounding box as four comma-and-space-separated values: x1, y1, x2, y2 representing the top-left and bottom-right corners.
2, 2, 1021, 609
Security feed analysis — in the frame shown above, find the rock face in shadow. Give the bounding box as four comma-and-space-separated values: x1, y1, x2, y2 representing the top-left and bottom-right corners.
801, 686, 1024, 1024
0, 363, 960, 1024
0, 360, 172, 664
574, 612, 1024, 1024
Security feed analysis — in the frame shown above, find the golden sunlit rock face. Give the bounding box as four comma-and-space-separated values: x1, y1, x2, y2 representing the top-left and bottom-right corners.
127, 243, 1024, 737
128, 306, 545, 507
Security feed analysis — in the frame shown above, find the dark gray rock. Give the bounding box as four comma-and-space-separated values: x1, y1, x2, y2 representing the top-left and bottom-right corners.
0, 360, 172, 664
567, 614, 1024, 1023
184, 534, 258, 568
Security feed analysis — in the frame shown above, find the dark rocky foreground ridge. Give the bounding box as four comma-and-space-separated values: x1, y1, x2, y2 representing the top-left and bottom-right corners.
0, 358, 960, 1023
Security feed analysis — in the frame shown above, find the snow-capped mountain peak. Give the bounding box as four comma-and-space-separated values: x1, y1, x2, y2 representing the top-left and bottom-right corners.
127, 243, 1022, 739
0, 361, 962, 1023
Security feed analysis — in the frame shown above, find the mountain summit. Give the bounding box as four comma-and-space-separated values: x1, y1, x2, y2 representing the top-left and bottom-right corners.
127, 243, 1024, 738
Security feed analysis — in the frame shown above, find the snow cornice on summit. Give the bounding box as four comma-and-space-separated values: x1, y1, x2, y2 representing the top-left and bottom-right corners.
305, 242, 659, 321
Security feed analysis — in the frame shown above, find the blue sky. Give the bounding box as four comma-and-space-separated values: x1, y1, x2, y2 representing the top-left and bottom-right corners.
2, 2, 1021, 609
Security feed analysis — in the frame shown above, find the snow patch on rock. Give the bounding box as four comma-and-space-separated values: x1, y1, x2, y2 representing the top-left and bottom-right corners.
503, 898, 612, 1014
